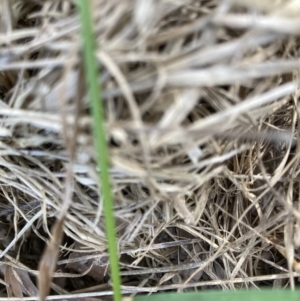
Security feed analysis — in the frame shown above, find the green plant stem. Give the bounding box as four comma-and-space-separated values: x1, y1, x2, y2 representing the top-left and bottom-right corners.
134, 290, 300, 301
76, 1, 122, 301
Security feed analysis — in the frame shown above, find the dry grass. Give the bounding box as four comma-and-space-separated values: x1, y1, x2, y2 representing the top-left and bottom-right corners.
1, 0, 300, 299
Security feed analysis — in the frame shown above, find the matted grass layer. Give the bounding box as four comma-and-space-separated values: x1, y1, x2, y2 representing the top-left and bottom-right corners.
1, 0, 300, 299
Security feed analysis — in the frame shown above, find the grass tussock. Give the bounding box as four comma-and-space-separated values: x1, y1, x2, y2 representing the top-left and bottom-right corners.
1, 0, 300, 299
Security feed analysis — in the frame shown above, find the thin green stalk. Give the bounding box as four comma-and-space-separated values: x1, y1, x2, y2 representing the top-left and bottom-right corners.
76, 1, 122, 301
134, 290, 300, 301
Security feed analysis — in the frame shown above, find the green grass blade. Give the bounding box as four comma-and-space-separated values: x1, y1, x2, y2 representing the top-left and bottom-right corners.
76, 1, 122, 301
134, 290, 300, 301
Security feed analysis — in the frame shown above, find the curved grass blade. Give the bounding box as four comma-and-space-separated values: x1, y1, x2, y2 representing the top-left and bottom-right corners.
132, 290, 300, 301
76, 1, 122, 301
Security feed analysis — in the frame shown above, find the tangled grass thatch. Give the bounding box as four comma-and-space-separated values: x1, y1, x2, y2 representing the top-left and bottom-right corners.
1, 0, 300, 299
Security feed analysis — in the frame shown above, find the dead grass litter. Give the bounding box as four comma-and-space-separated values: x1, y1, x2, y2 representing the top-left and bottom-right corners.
1, 0, 300, 299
